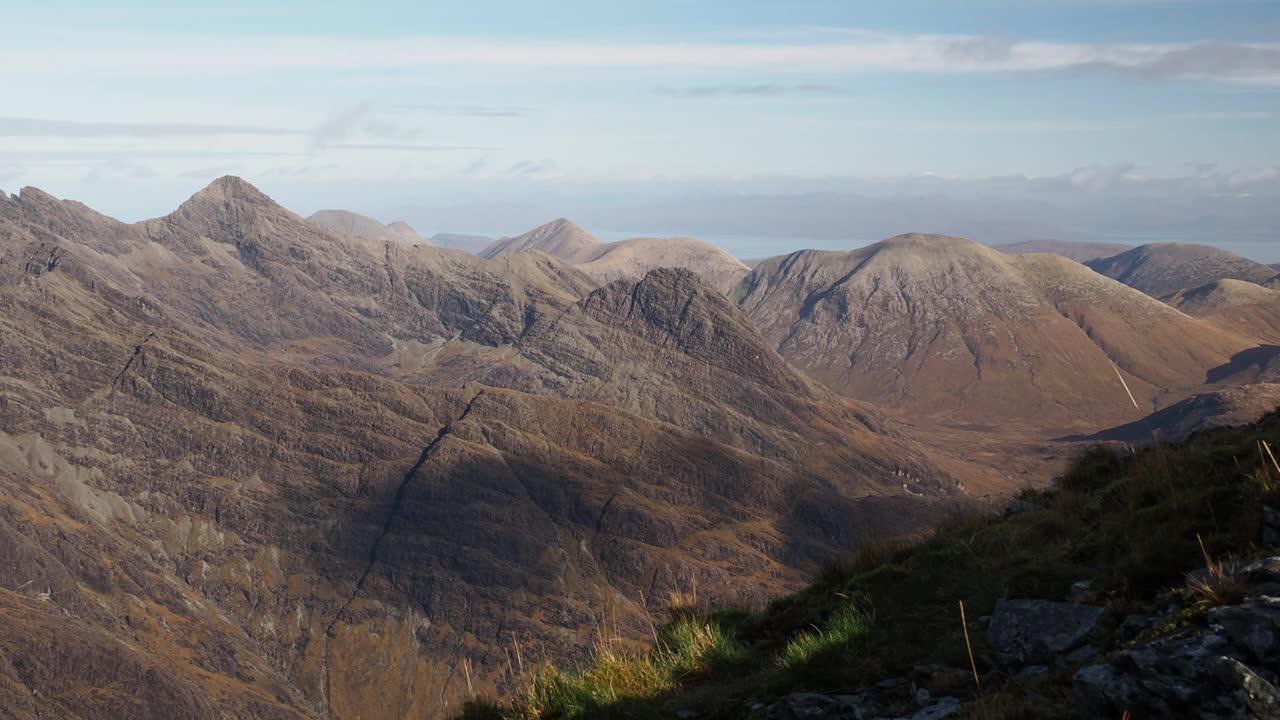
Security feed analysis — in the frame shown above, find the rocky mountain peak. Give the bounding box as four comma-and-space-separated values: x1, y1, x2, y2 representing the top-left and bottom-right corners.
480, 217, 599, 260
160, 176, 307, 250
192, 175, 274, 205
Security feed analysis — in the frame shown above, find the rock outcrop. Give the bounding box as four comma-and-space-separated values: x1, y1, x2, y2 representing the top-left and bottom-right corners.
1075, 559, 1280, 717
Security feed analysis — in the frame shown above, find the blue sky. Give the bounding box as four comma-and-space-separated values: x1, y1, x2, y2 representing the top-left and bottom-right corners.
3, 0, 1279, 259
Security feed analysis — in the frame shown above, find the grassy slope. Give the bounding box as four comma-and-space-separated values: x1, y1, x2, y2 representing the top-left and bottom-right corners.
464, 410, 1280, 720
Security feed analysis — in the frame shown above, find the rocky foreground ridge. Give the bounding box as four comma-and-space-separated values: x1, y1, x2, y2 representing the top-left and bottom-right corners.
469, 411, 1280, 719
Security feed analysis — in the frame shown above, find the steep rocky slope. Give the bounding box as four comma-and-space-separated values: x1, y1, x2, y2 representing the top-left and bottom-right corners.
1085, 242, 1278, 298
733, 234, 1256, 431
308, 209, 427, 245
481, 219, 750, 293
0, 180, 960, 719
993, 239, 1133, 263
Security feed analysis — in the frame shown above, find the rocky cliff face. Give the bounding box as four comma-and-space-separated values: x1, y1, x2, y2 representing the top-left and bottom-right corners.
0, 180, 960, 718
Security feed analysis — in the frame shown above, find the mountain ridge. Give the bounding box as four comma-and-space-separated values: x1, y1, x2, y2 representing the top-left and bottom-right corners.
734, 233, 1256, 431
0, 178, 964, 719
1085, 242, 1278, 298
482, 218, 750, 293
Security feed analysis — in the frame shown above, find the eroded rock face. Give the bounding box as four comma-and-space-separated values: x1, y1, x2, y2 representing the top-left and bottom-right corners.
1075, 559, 1280, 719
0, 180, 961, 719
1074, 633, 1280, 718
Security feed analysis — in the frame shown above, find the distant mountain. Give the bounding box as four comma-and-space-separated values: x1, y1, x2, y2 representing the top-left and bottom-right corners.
733, 233, 1255, 431
307, 208, 428, 245
1165, 279, 1280, 343
482, 218, 750, 293
993, 239, 1133, 263
1085, 242, 1277, 298
480, 218, 599, 261
429, 232, 492, 254
0, 178, 958, 719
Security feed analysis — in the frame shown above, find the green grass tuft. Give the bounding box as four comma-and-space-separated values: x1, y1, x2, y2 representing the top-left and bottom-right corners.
777, 599, 870, 670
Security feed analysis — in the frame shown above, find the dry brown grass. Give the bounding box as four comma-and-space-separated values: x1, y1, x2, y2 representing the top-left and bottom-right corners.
1186, 533, 1246, 610
959, 600, 980, 691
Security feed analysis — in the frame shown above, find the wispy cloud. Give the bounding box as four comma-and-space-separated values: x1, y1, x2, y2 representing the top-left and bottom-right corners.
329, 143, 497, 152
396, 103, 531, 117
0, 115, 296, 137
12, 33, 1280, 85
508, 159, 558, 177
179, 165, 241, 180
307, 104, 486, 154
84, 158, 158, 183
308, 103, 375, 152
655, 83, 848, 98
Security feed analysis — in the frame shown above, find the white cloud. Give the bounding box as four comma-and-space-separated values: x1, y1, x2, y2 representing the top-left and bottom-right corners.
0, 116, 295, 137
10, 33, 1280, 85
1067, 164, 1137, 192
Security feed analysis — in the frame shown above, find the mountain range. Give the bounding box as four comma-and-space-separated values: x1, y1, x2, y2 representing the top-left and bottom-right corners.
2, 178, 1278, 719
0, 179, 958, 719
733, 233, 1257, 433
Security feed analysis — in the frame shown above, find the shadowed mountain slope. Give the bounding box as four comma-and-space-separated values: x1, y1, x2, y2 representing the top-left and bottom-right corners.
1082, 383, 1280, 442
